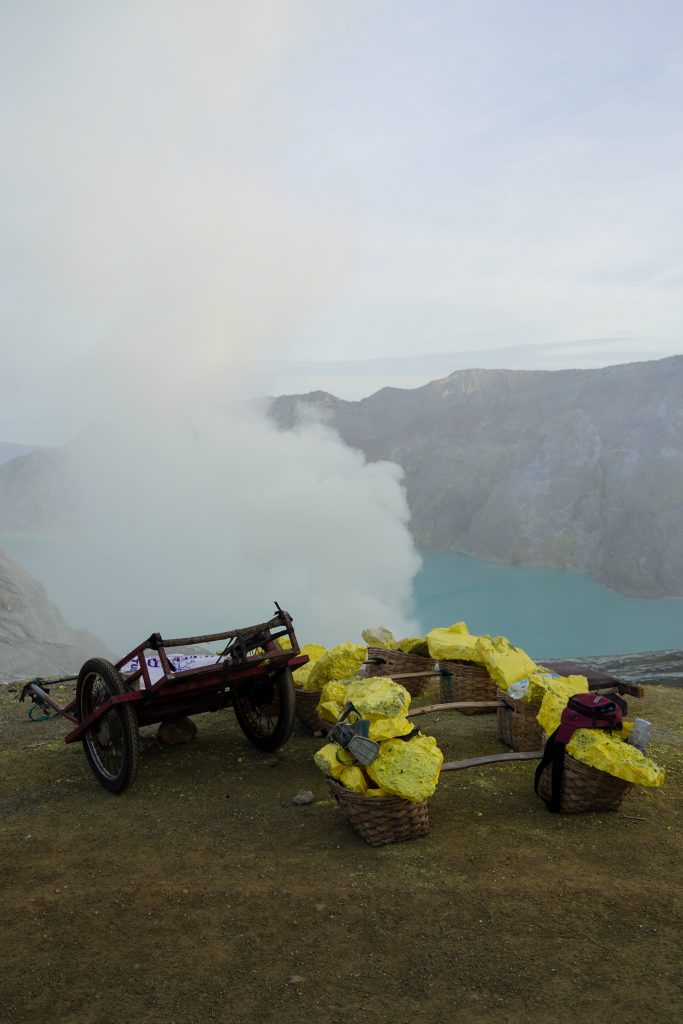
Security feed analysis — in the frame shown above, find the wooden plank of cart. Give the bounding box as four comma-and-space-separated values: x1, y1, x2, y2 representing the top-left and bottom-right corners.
19, 604, 307, 794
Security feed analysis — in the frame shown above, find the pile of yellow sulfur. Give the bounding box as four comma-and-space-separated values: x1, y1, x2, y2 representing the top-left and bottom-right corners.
313, 677, 443, 801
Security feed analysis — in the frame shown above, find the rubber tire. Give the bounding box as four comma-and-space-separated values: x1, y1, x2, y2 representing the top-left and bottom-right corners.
76, 658, 139, 794
233, 667, 296, 751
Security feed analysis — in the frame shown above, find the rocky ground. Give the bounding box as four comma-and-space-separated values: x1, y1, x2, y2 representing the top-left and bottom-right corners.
557, 649, 683, 688
1, 677, 681, 1024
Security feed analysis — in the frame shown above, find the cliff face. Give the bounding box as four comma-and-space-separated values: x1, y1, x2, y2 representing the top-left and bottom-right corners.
0, 548, 108, 681
270, 356, 683, 598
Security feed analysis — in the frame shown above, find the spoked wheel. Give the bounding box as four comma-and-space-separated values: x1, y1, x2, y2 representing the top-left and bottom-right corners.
233, 667, 296, 751
76, 658, 139, 794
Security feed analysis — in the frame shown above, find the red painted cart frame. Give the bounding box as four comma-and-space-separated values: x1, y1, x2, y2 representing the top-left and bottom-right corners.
20, 605, 307, 794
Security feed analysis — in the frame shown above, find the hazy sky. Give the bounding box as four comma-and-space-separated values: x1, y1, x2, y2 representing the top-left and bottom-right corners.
2, 0, 683, 440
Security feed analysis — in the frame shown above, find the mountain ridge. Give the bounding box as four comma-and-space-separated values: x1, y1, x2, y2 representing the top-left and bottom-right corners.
0, 547, 111, 682
269, 354, 683, 599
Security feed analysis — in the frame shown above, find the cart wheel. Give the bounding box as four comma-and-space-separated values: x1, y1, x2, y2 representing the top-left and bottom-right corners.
233, 667, 296, 751
76, 658, 139, 794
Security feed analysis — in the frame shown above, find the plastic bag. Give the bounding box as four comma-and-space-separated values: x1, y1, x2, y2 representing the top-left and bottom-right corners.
366, 734, 444, 801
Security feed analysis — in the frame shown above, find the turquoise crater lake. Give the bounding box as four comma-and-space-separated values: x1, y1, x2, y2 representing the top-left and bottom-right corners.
411, 550, 683, 660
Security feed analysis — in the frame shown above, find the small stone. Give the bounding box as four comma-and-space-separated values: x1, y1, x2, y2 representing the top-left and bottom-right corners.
287, 975, 305, 985
157, 717, 198, 746
291, 791, 314, 805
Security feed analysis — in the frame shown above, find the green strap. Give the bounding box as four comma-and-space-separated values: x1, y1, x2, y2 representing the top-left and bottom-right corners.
29, 704, 50, 722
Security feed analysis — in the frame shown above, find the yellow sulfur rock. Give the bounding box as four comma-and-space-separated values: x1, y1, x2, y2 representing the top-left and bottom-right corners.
313, 742, 354, 780
367, 715, 414, 741
475, 635, 539, 690
566, 728, 663, 786
366, 734, 444, 801
316, 679, 354, 724
343, 678, 411, 720
395, 636, 430, 656
307, 643, 366, 689
317, 678, 412, 728
339, 765, 368, 794
318, 679, 350, 707
527, 673, 588, 707
426, 622, 481, 662
293, 643, 328, 690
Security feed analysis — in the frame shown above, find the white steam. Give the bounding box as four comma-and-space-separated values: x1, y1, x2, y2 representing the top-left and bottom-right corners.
59, 404, 420, 651
0, 3, 421, 651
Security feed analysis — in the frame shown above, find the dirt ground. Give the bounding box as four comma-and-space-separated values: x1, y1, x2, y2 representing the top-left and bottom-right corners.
1, 679, 681, 1024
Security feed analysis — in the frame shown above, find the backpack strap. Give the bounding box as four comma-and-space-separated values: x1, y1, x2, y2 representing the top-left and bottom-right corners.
534, 725, 566, 813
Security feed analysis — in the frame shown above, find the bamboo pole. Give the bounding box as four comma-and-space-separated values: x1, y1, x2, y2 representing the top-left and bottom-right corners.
441, 751, 543, 772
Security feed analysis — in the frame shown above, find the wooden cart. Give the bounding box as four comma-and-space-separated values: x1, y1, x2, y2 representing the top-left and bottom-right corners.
19, 605, 307, 794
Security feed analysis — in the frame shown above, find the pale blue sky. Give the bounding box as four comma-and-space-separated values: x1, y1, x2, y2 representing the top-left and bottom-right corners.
1, 1, 682, 439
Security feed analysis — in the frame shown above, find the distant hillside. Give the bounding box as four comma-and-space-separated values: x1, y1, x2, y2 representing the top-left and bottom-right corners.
0, 442, 39, 467
0, 548, 110, 682
270, 355, 683, 599
0, 446, 74, 535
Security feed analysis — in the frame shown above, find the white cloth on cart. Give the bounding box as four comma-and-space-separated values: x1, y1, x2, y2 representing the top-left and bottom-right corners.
121, 653, 222, 689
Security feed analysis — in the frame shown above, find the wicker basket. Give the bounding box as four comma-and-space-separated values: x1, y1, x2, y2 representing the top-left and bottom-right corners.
294, 688, 328, 735
439, 660, 498, 714
326, 777, 430, 846
497, 689, 545, 751
536, 753, 634, 813
364, 648, 436, 697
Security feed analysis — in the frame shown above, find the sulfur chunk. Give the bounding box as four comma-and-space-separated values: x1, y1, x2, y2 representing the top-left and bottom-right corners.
528, 673, 588, 708
367, 715, 414, 741
316, 678, 354, 723
307, 643, 366, 689
567, 728, 664, 787
366, 734, 444, 801
426, 622, 481, 662
475, 635, 539, 690
343, 678, 411, 720
362, 626, 395, 648
318, 700, 345, 725
293, 643, 328, 690
395, 636, 429, 656
313, 741, 357, 779
339, 765, 368, 794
